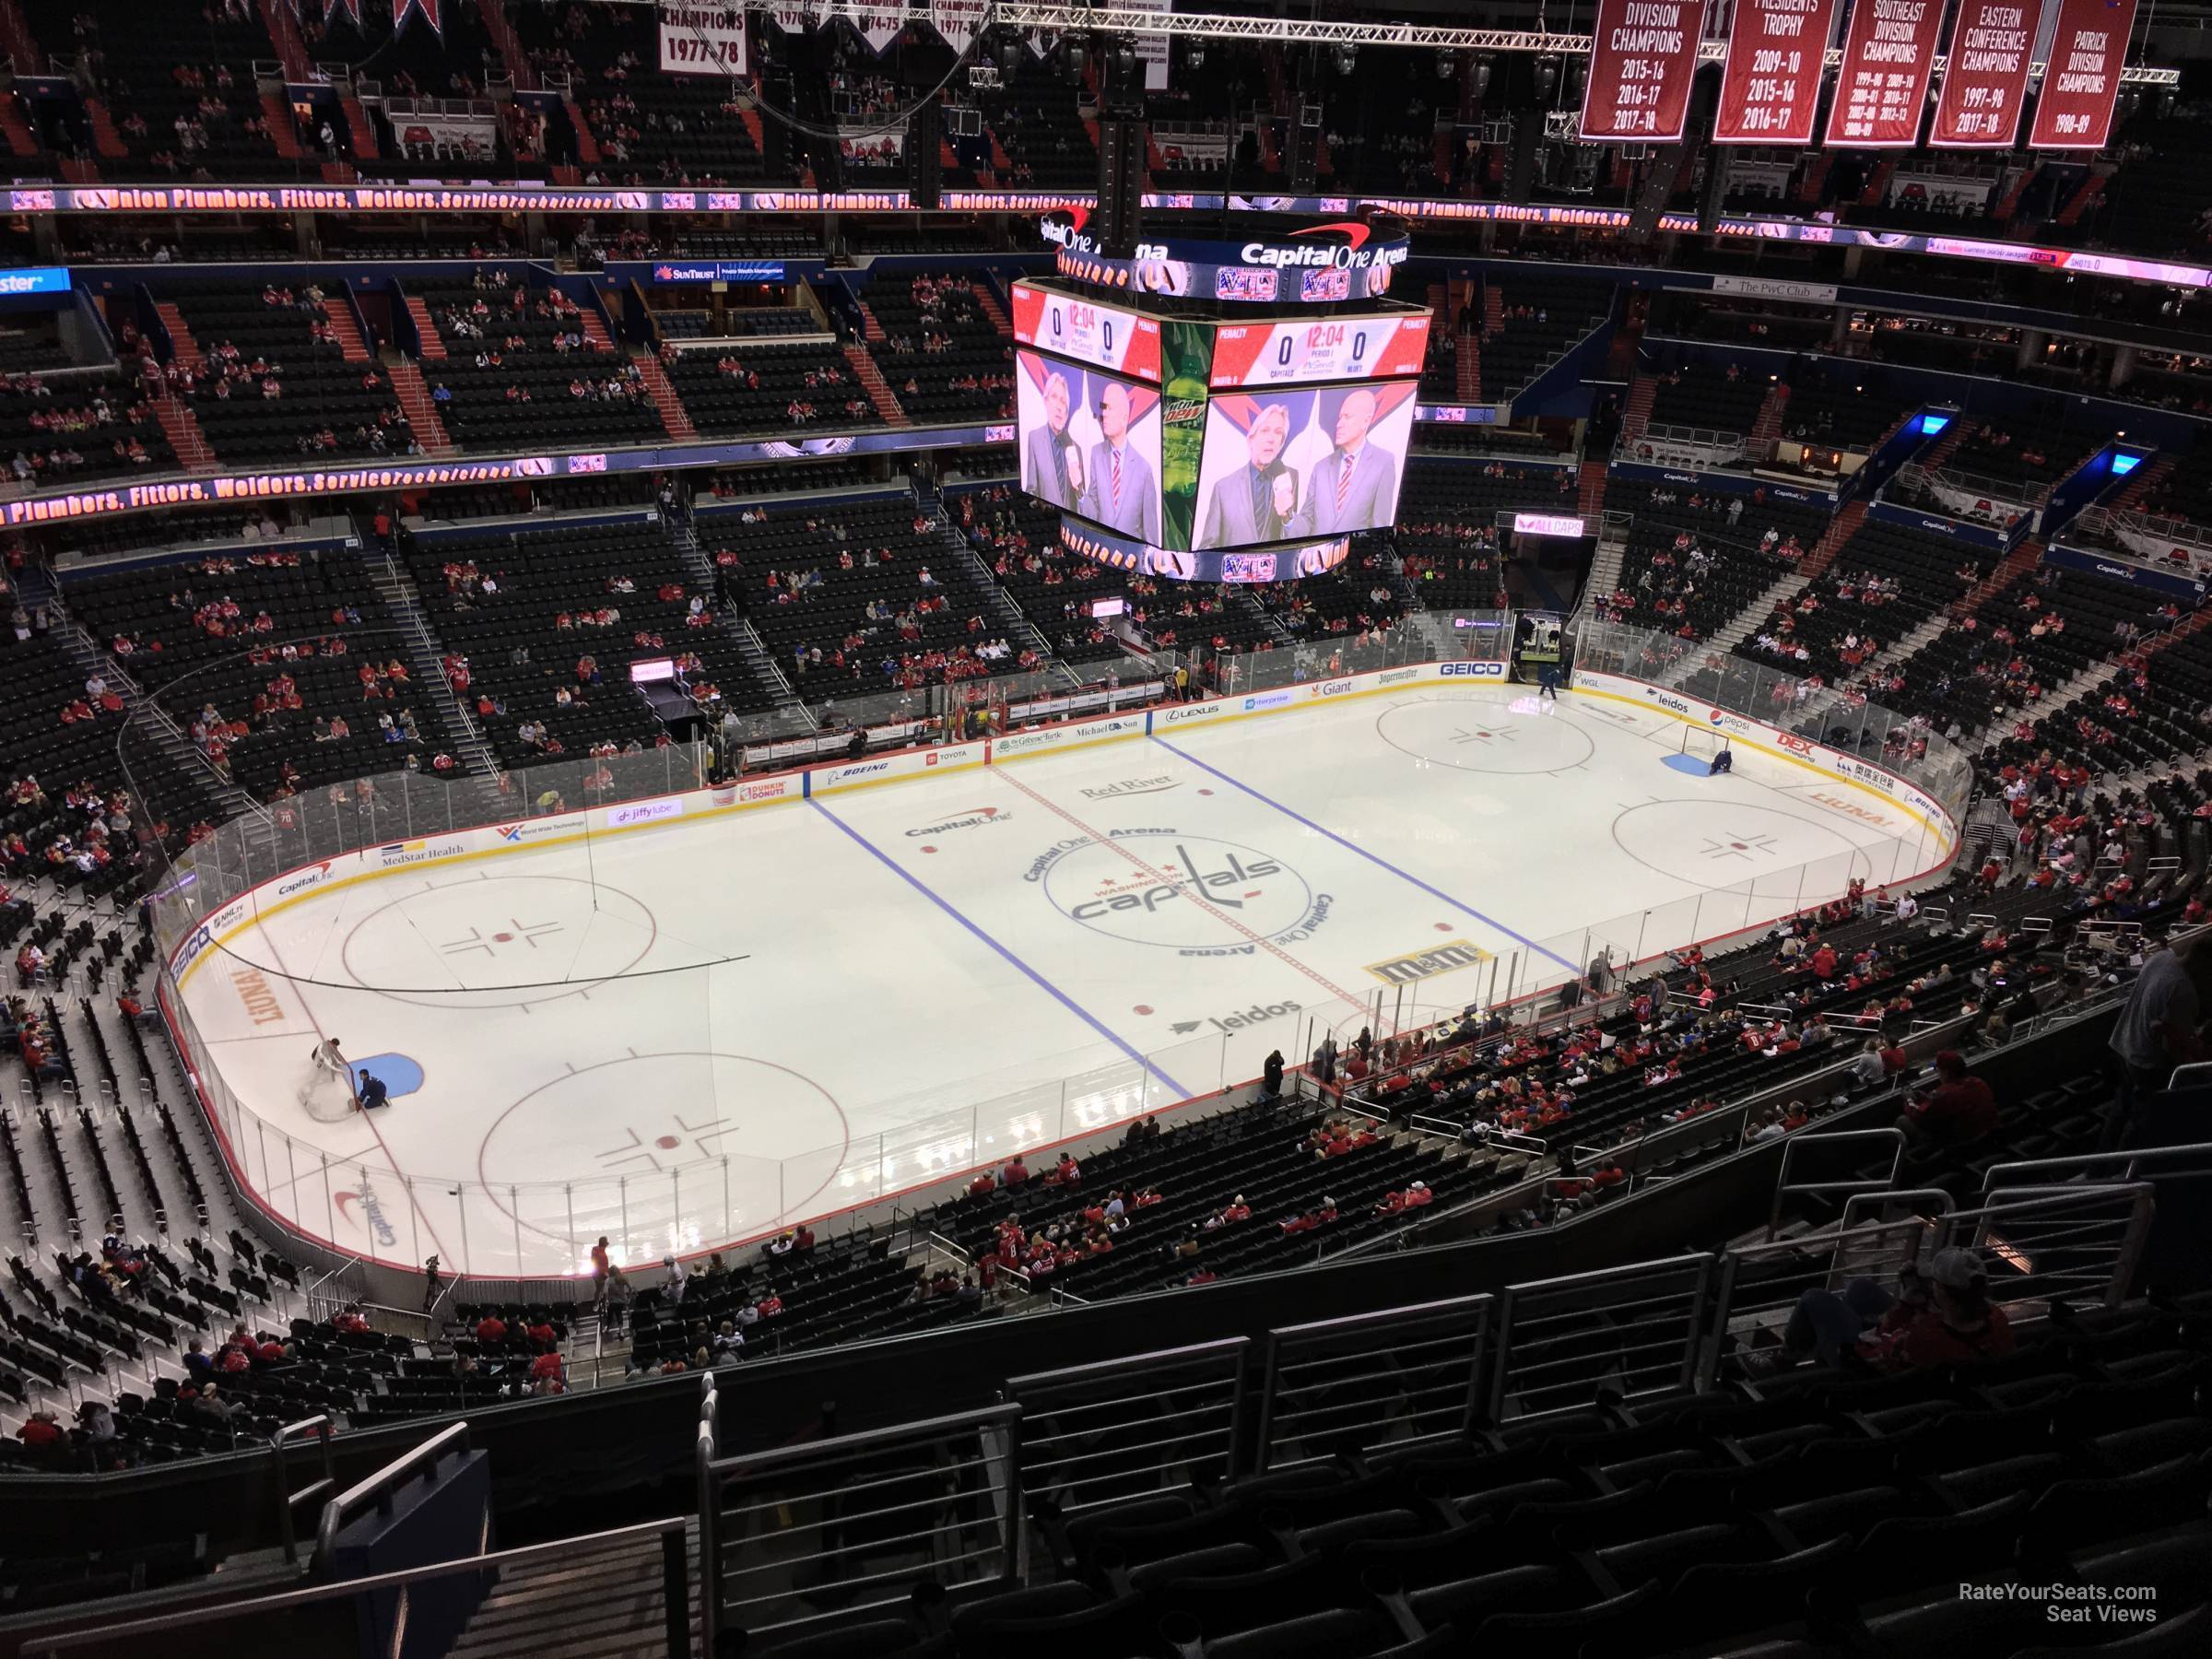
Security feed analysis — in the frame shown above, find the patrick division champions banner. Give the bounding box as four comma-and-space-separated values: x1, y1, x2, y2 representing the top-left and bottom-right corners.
1929, 0, 2038, 148
2030, 0, 2142, 150
1824, 0, 1945, 147
1713, 0, 1840, 145
1578, 0, 1711, 142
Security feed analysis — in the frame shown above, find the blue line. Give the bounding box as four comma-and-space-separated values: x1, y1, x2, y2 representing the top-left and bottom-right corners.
808, 798, 1190, 1098
1149, 733, 1583, 976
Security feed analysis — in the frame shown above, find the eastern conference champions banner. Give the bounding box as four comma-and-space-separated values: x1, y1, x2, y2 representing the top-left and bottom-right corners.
1714, 0, 1840, 145
1824, 0, 1945, 147
657, 3, 747, 76
1579, 0, 1711, 142
2030, 0, 2142, 150
1930, 0, 2039, 148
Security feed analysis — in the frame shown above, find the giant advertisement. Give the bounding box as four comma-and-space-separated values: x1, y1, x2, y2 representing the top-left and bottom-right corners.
1206, 313, 1431, 389
1823, 0, 1945, 147
1192, 382, 1416, 549
1930, 0, 2041, 147
1016, 347, 1164, 543
1008, 280, 1163, 382
1714, 0, 1841, 145
657, 3, 747, 77
2029, 0, 2141, 150
1577, 0, 1712, 143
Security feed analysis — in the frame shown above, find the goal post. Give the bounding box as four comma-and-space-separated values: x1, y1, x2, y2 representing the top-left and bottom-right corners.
1678, 725, 1731, 761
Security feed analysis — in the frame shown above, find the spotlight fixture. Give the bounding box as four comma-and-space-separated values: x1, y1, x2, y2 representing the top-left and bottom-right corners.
1436, 50, 1454, 80
1535, 54, 1559, 104
1334, 44, 1358, 76
1471, 53, 1494, 100
1188, 41, 1206, 71
997, 35, 1022, 78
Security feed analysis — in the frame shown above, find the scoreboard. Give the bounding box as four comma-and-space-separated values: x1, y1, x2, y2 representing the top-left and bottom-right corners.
1207, 313, 1430, 389
1008, 284, 1162, 382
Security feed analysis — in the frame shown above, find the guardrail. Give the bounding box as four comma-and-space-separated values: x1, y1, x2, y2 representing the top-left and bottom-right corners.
311, 1419, 470, 1573
272, 1414, 335, 1566
1257, 1294, 1492, 1470
1006, 1337, 1248, 1515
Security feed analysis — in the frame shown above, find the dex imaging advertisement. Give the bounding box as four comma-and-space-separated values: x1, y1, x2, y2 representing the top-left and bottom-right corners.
1016, 348, 1165, 544
1192, 382, 1416, 549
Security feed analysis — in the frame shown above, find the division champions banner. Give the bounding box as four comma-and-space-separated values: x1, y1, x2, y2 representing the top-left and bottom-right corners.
1577, 0, 1711, 143
2028, 0, 2141, 150
1823, 0, 1945, 147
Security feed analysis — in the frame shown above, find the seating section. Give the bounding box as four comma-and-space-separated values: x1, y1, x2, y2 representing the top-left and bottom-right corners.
719, 499, 1019, 690
1602, 479, 1828, 641
1248, 547, 1406, 641
959, 487, 1139, 665
33, 0, 291, 181
1479, 281, 1613, 399
1646, 363, 1769, 437
1395, 459, 1577, 613
1950, 418, 2100, 496
664, 339, 883, 436
415, 276, 663, 451
863, 273, 1013, 423
0, 368, 175, 488
1738, 519, 1999, 682
171, 283, 415, 464
65, 547, 458, 798
395, 517, 778, 767
513, 0, 772, 184
987, 63, 1096, 188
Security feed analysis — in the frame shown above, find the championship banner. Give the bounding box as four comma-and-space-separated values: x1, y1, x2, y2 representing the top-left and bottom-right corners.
394, 0, 441, 35
1131, 0, 1171, 90
927, 0, 989, 56
1577, 0, 1711, 143
1207, 314, 1431, 389
1009, 281, 1163, 382
1713, 0, 1841, 145
659, 3, 748, 76
1930, 0, 2041, 147
853, 3, 904, 54
1823, 0, 1945, 147
2029, 0, 2141, 150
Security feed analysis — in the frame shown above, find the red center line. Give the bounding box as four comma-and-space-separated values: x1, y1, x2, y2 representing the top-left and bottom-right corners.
991, 768, 1372, 1008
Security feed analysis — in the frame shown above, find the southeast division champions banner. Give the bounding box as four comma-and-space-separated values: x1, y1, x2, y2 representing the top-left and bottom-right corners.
658, 3, 747, 76
2030, 0, 2141, 150
1714, 0, 1841, 145
1824, 0, 1945, 147
1930, 0, 2041, 148
1578, 0, 1712, 142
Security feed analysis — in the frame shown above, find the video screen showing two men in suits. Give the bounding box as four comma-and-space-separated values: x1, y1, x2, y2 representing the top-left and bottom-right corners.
1194, 383, 1415, 550
1016, 349, 1162, 546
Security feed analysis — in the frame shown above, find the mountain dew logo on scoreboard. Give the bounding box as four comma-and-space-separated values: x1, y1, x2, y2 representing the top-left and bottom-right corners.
1159, 320, 1213, 551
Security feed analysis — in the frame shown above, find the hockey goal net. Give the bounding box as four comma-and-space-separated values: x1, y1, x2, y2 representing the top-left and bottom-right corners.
1678, 725, 1732, 761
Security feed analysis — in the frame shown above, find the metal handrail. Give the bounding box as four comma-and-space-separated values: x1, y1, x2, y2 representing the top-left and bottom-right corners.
1979, 1139, 2212, 1197
272, 1414, 335, 1566
1768, 1127, 1907, 1239
24, 1518, 693, 1657
311, 1420, 470, 1572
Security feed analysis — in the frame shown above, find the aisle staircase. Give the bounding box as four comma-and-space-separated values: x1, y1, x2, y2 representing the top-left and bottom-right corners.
0, 0, 42, 76
634, 350, 697, 442
85, 98, 126, 159
2107, 453, 2172, 516
475, 0, 538, 90
1455, 332, 1482, 404
322, 298, 371, 363
360, 549, 500, 777
668, 503, 806, 711
388, 359, 454, 455
259, 90, 304, 160
1747, 381, 1791, 460
564, 98, 602, 166
152, 396, 217, 472
153, 303, 205, 374
1956, 537, 2046, 615
1618, 377, 1657, 443
969, 279, 1010, 336
1796, 500, 1867, 581
0, 89, 41, 158
444, 1519, 700, 1659
1576, 459, 1609, 520
843, 343, 909, 426
256, 0, 314, 83
340, 90, 379, 160
406, 293, 450, 360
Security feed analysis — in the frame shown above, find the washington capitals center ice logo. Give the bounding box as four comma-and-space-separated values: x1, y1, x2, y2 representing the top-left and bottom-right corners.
1029, 830, 1332, 955
441, 919, 565, 957
1700, 830, 1783, 863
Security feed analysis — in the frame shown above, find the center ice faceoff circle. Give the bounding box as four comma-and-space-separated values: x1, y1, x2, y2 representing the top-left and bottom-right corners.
1034, 830, 1330, 952
1375, 697, 1595, 773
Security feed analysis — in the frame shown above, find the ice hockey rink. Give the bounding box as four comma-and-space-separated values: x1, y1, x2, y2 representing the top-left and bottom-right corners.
168, 681, 1954, 1277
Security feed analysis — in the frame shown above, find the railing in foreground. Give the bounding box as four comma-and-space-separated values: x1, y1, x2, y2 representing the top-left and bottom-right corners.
26, 1176, 2159, 1653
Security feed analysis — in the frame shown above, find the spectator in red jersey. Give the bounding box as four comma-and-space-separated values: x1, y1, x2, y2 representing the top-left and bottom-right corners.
1000, 1154, 1030, 1188
333, 1303, 371, 1336
475, 1312, 508, 1345
1899, 1050, 1998, 1149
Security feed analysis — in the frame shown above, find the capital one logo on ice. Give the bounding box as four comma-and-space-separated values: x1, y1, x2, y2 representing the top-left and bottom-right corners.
333, 1180, 400, 1248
